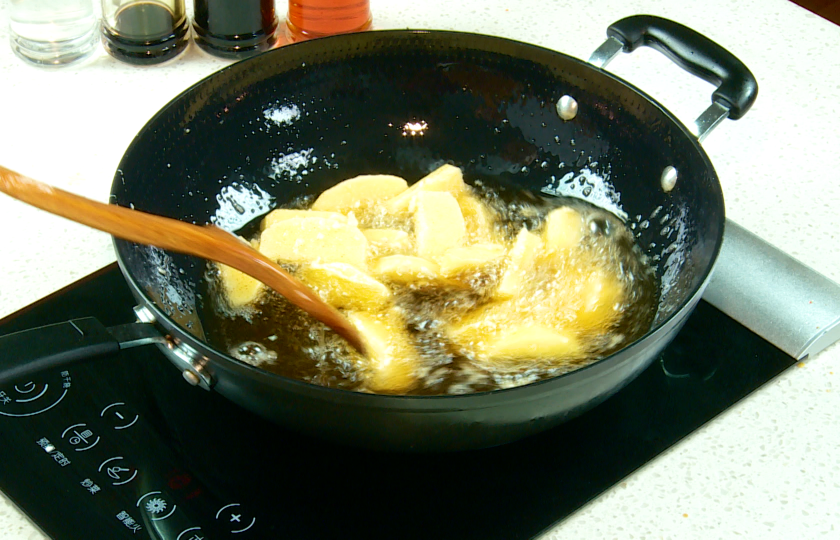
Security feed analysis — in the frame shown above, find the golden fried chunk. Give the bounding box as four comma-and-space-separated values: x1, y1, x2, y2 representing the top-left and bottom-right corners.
480, 326, 581, 365
261, 209, 347, 230
370, 255, 441, 286
347, 310, 418, 393
410, 191, 466, 259
298, 262, 391, 311
543, 206, 584, 251
311, 174, 408, 213
494, 228, 542, 299
361, 228, 412, 257
457, 191, 497, 244
574, 268, 625, 333
218, 264, 263, 308
436, 244, 506, 277
258, 216, 368, 269
446, 301, 581, 366
383, 164, 466, 214
445, 299, 517, 351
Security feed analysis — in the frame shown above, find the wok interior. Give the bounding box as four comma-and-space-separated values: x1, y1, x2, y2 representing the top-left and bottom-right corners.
113, 30, 723, 378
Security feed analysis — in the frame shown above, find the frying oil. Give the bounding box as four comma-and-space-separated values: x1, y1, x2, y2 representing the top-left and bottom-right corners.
201, 182, 658, 395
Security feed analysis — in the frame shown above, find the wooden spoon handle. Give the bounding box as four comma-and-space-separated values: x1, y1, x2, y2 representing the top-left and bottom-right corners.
0, 165, 366, 355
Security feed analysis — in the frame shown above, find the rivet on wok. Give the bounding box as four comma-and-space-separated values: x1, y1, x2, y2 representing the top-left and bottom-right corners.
661, 166, 678, 193
182, 370, 201, 386
556, 95, 578, 121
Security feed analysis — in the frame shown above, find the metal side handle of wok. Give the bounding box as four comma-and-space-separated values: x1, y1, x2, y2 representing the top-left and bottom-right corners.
589, 15, 759, 141
0, 317, 165, 387
590, 17, 840, 359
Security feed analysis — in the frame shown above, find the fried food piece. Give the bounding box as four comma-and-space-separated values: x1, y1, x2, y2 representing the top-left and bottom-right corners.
361, 228, 412, 257
311, 174, 408, 213
410, 191, 466, 259
218, 264, 263, 308
259, 216, 368, 269
370, 255, 441, 286
446, 299, 549, 354
436, 244, 506, 277
347, 310, 418, 393
480, 326, 581, 365
298, 262, 391, 311
494, 228, 542, 300
261, 209, 348, 230
457, 191, 497, 244
383, 164, 466, 214
217, 236, 264, 308
446, 301, 581, 367
543, 206, 584, 252
574, 268, 625, 333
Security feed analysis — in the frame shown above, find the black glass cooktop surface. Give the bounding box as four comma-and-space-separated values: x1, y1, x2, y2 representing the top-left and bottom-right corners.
0, 264, 796, 540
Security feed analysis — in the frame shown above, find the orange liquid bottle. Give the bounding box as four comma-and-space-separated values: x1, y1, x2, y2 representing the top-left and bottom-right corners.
286, 0, 372, 41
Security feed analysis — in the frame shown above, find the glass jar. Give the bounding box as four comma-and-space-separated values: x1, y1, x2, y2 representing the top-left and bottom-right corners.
193, 0, 279, 59
101, 0, 188, 65
286, 0, 371, 42
6, 0, 98, 66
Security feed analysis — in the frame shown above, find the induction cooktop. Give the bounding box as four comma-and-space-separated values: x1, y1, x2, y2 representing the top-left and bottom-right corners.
0, 264, 796, 540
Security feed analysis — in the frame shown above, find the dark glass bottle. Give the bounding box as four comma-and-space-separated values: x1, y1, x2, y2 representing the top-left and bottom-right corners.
193, 0, 279, 59
101, 0, 188, 65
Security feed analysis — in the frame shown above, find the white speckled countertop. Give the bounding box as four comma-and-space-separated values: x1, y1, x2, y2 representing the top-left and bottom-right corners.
1, 0, 839, 538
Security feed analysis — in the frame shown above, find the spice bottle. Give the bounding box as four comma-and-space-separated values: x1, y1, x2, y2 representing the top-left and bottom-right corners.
101, 0, 188, 65
194, 0, 279, 59
286, 0, 372, 42
6, 0, 98, 66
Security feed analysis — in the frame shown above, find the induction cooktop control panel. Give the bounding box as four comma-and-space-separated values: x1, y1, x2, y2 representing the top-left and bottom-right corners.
0, 361, 266, 539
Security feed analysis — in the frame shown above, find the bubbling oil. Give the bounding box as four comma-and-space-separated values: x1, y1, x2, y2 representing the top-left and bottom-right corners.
201, 178, 658, 395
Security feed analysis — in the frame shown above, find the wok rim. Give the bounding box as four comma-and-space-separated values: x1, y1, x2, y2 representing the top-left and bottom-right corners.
113, 28, 725, 404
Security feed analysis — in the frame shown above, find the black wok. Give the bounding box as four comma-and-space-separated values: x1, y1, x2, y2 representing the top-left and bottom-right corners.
0, 16, 756, 451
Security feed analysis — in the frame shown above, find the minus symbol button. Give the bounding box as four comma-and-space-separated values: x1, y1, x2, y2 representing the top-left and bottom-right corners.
101, 403, 139, 430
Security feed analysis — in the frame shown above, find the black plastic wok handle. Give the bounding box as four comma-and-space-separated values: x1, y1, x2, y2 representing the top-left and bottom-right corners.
0, 318, 119, 386
607, 15, 758, 119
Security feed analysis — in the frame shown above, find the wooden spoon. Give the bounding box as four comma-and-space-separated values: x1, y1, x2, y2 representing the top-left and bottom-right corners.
0, 165, 366, 355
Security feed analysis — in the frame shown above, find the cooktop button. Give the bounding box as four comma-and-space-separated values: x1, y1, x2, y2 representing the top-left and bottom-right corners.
15, 381, 36, 393
215, 503, 256, 534
99, 402, 139, 430
0, 372, 70, 418
61, 423, 100, 451
97, 456, 138, 486
176, 526, 205, 540
136, 490, 178, 521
